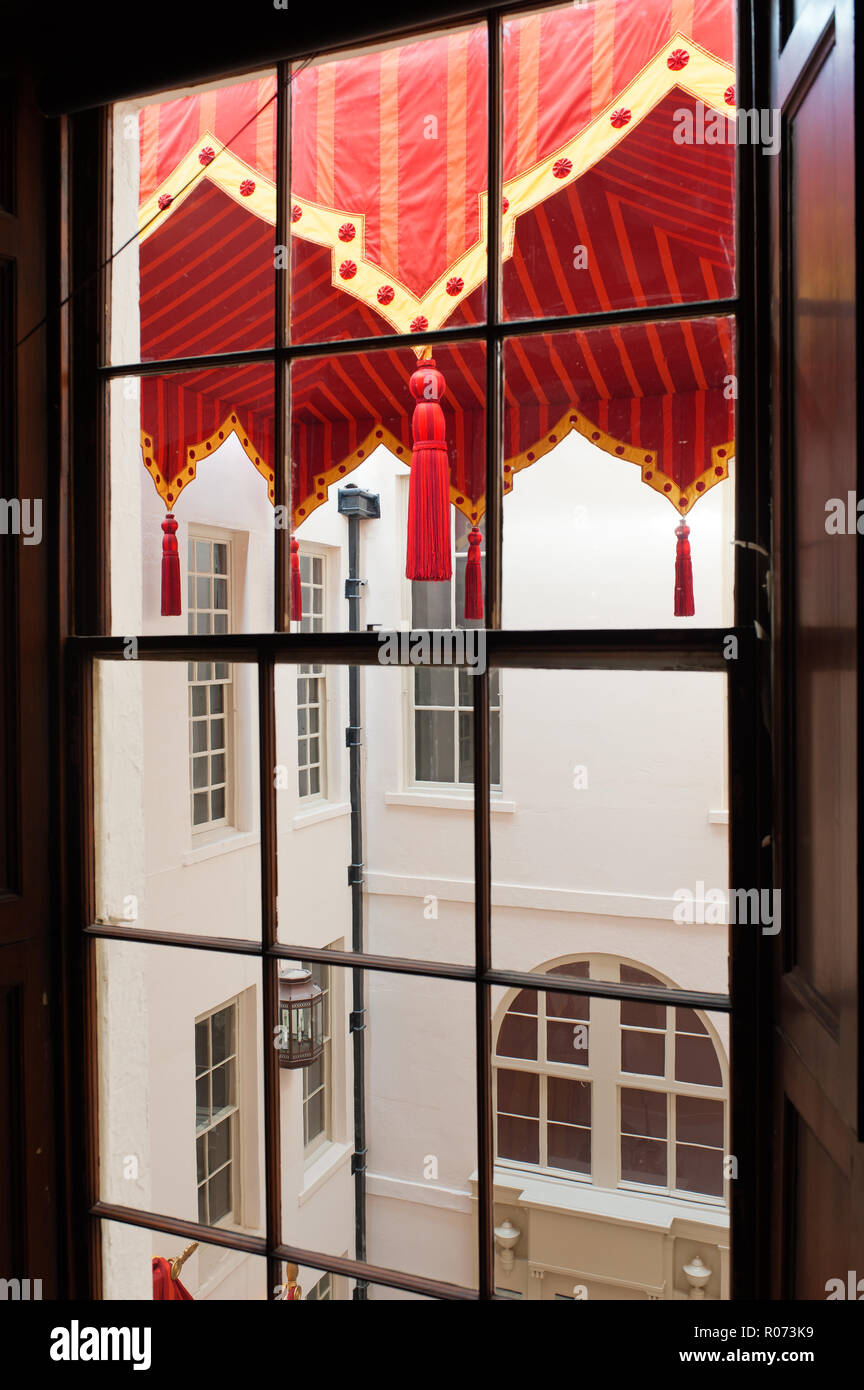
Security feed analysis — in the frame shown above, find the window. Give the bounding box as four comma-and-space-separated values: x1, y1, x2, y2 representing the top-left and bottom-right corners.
494, 961, 726, 1200
195, 1002, 238, 1226
305, 1271, 332, 1300
301, 957, 331, 1151
411, 514, 501, 786
79, 0, 758, 1304
298, 552, 326, 800
188, 537, 232, 829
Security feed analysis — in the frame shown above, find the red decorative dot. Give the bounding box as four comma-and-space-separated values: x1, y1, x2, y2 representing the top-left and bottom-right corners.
592, 431, 601, 440
167, 493, 173, 502
188, 449, 195, 459
338, 465, 346, 473
664, 482, 672, 492
231, 416, 237, 423
569, 415, 577, 424
396, 447, 403, 455
717, 448, 727, 457
645, 470, 653, 480
377, 285, 395, 305
549, 434, 557, 443
255, 456, 260, 465
155, 475, 160, 483
158, 193, 173, 210
553, 158, 572, 179
527, 452, 535, 461
696, 481, 705, 491
340, 260, 357, 280
410, 316, 429, 332
205, 443, 211, 451
338, 222, 356, 242
471, 512, 477, 520
667, 48, 689, 70
502, 196, 510, 213
456, 495, 464, 504
446, 276, 464, 296
177, 479, 183, 487
292, 205, 302, 222
317, 492, 324, 499
145, 459, 152, 467
144, 438, 151, 448
357, 450, 364, 458
715, 465, 725, 476
199, 146, 215, 165
243, 438, 248, 447
376, 430, 383, 438
724, 85, 736, 107
503, 465, 512, 473
269, 473, 274, 482
615, 446, 625, 455
679, 497, 687, 506
239, 179, 255, 197
218, 432, 224, 440
644, 455, 652, 463
610, 108, 631, 128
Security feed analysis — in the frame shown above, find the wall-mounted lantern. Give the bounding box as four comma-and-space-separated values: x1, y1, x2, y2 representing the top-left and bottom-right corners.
276, 967, 324, 1070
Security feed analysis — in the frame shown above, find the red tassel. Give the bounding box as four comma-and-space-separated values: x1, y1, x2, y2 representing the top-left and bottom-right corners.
160, 512, 181, 616
674, 522, 695, 617
406, 359, 452, 581
290, 535, 303, 623
464, 526, 484, 620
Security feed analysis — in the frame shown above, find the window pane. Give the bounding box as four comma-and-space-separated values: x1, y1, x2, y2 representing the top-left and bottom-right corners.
676, 1143, 724, 1198
676, 1095, 724, 1148
498, 1114, 540, 1166
415, 710, 455, 783
621, 1029, 665, 1077
501, 3, 735, 322
621, 1087, 667, 1139
101, 1221, 269, 1300
412, 582, 453, 632
496, 1010, 538, 1061
675, 1033, 723, 1087
547, 1018, 590, 1067
547, 1123, 591, 1176
501, 320, 735, 630
94, 659, 261, 939
621, 1135, 667, 1187
415, 666, 455, 707
289, 27, 487, 345
496, 1068, 539, 1118
548, 1076, 590, 1127
95, 939, 263, 1236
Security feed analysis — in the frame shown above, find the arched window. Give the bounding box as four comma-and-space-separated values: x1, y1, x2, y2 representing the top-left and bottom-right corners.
494, 958, 727, 1200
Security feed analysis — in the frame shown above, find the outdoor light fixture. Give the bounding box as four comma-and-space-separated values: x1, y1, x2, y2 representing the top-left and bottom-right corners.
276, 967, 324, 1070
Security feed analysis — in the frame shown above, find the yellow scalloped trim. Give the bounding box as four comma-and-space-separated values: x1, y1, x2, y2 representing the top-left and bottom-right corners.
141, 411, 275, 509
140, 35, 734, 337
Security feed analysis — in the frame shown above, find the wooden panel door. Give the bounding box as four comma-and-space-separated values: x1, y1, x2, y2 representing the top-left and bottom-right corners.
770, 0, 864, 1298
0, 70, 59, 1298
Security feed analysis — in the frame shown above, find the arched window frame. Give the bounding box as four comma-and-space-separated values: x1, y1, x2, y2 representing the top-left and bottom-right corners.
493, 954, 729, 1205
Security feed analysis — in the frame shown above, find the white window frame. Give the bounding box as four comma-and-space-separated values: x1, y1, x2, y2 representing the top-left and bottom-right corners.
195, 998, 240, 1228
407, 509, 501, 791
493, 956, 728, 1207
187, 528, 235, 833
297, 547, 327, 802
301, 955, 332, 1157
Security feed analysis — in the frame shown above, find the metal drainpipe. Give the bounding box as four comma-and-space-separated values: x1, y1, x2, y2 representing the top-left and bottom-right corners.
337, 484, 380, 1300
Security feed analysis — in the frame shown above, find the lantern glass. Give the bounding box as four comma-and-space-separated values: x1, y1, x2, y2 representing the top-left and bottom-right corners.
277, 969, 324, 1069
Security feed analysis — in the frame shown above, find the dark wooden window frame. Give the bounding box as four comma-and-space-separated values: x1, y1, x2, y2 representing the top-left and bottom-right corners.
58, 1, 773, 1300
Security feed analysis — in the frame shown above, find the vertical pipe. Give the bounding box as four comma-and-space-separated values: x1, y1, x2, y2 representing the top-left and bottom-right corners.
346, 510, 368, 1297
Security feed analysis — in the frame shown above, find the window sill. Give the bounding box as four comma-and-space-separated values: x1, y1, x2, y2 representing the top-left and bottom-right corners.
484, 1165, 730, 1230
384, 790, 516, 813
292, 800, 350, 830
183, 827, 258, 866
298, 1140, 352, 1206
